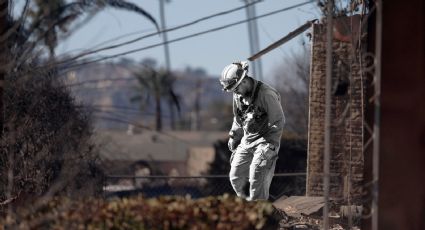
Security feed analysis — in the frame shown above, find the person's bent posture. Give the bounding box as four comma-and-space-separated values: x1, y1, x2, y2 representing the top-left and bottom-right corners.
220, 61, 285, 201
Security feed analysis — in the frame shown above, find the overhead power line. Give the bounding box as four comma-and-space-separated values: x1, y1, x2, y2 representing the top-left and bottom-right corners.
61, 0, 315, 71
64, 77, 136, 87
64, 73, 212, 87
91, 107, 157, 117
55, 0, 263, 66
68, 28, 157, 54
88, 105, 169, 119
93, 114, 189, 143
86, 104, 149, 112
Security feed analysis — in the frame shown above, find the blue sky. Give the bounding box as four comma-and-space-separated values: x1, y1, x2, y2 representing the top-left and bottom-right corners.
22, 0, 321, 81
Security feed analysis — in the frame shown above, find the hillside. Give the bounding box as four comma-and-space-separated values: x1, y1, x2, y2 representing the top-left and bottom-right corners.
62, 61, 233, 131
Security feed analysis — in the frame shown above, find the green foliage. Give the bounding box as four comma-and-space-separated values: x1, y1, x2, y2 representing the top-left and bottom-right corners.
1, 195, 277, 230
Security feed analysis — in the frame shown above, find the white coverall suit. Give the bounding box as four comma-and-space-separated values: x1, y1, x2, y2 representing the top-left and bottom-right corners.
228, 78, 285, 201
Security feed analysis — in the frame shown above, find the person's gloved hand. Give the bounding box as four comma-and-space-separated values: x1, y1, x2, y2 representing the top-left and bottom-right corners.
258, 143, 278, 169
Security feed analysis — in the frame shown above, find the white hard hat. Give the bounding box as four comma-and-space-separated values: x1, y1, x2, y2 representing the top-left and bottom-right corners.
219, 61, 249, 92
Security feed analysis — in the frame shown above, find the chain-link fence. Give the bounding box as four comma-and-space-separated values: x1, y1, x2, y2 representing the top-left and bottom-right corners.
104, 173, 306, 201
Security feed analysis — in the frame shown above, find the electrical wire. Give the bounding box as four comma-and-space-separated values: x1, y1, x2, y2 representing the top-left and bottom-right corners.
64, 77, 137, 87
56, 0, 315, 72
63, 71, 210, 88
54, 0, 264, 66
90, 106, 164, 118
88, 104, 155, 113
90, 28, 158, 51
93, 114, 190, 144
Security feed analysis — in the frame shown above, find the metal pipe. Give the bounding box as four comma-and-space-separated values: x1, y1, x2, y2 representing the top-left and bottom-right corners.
248, 20, 315, 61
323, 0, 334, 229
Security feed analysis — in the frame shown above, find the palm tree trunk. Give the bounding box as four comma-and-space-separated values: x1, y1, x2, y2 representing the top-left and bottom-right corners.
155, 92, 162, 131
194, 79, 201, 130
168, 100, 175, 130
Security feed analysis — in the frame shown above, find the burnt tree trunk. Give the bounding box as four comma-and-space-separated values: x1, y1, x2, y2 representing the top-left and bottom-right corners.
0, 0, 8, 138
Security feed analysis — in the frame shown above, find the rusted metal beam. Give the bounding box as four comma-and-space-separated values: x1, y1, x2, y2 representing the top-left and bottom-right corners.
247, 19, 317, 61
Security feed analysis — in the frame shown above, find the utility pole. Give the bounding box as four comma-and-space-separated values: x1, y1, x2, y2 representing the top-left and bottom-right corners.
159, 0, 176, 130
159, 0, 171, 71
249, 1, 263, 80
243, 0, 263, 81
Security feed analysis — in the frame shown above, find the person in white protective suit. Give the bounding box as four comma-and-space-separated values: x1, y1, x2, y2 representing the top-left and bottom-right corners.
219, 61, 285, 201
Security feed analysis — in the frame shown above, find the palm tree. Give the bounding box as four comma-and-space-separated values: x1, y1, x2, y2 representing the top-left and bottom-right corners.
26, 0, 159, 58
0, 0, 159, 139
0, 0, 160, 204
131, 65, 180, 131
